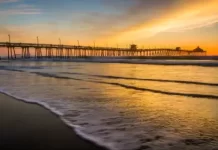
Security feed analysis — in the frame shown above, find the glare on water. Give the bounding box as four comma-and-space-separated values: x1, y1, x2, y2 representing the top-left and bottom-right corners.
0, 61, 218, 150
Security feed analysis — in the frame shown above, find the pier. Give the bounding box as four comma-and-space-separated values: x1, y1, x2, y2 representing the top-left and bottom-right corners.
0, 42, 207, 60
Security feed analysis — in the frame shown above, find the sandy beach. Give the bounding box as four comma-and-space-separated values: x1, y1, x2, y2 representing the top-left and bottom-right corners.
0, 93, 107, 150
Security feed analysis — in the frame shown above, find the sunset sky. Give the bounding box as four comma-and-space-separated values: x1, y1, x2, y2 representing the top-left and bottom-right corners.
0, 0, 218, 55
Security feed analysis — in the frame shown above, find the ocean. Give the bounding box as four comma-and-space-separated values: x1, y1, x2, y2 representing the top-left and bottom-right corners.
0, 60, 218, 150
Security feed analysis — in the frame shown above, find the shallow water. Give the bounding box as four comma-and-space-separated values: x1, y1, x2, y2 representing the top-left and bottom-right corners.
0, 60, 218, 150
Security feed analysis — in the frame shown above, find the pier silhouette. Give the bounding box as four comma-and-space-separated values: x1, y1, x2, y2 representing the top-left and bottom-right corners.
0, 41, 206, 60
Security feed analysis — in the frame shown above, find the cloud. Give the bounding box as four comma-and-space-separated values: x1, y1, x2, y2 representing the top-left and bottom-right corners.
108, 0, 218, 43
1, 0, 217, 48
71, 0, 218, 45
75, 0, 194, 42
0, 4, 41, 15
0, 23, 67, 44
0, 0, 18, 3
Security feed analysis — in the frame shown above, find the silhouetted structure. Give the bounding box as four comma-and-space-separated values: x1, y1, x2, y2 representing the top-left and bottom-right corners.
0, 42, 207, 60
192, 46, 206, 56
130, 44, 137, 50
176, 47, 181, 51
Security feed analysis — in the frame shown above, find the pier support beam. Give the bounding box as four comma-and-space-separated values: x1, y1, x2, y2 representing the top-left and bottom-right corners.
7, 46, 16, 60
22, 47, 30, 59
35, 47, 42, 59
46, 48, 53, 58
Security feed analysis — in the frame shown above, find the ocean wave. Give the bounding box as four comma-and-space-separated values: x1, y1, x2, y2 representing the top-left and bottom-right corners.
3, 58, 218, 67
0, 89, 113, 150
0, 89, 63, 116
5, 70, 216, 100
1, 67, 217, 150
61, 72, 218, 87
0, 89, 182, 150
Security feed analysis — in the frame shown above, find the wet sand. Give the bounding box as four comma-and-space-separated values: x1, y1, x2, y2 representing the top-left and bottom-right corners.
0, 93, 107, 150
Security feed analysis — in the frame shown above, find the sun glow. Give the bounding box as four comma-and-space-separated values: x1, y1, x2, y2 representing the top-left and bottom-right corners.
111, 0, 218, 45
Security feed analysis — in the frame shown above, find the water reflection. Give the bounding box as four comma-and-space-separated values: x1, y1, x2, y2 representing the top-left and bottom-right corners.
0, 61, 217, 150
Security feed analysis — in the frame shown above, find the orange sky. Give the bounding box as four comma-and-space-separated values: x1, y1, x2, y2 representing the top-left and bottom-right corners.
0, 0, 218, 55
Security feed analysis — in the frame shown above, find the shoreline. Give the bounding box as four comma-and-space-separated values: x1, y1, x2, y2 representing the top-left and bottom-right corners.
0, 92, 108, 150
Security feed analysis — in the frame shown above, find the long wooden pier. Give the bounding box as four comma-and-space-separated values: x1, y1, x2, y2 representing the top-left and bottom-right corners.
0, 42, 207, 60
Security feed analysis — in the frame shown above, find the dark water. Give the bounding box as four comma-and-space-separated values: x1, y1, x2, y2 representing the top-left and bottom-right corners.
0, 60, 218, 150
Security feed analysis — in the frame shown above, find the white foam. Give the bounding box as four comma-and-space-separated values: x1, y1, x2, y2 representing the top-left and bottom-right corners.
0, 88, 116, 150
1, 64, 217, 150
61, 118, 118, 150
0, 89, 63, 116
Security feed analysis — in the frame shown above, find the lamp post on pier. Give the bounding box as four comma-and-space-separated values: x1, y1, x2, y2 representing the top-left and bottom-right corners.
58, 38, 62, 58
59, 38, 61, 45
77, 40, 80, 46
37, 36, 39, 45
7, 34, 11, 60
8, 34, 11, 43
